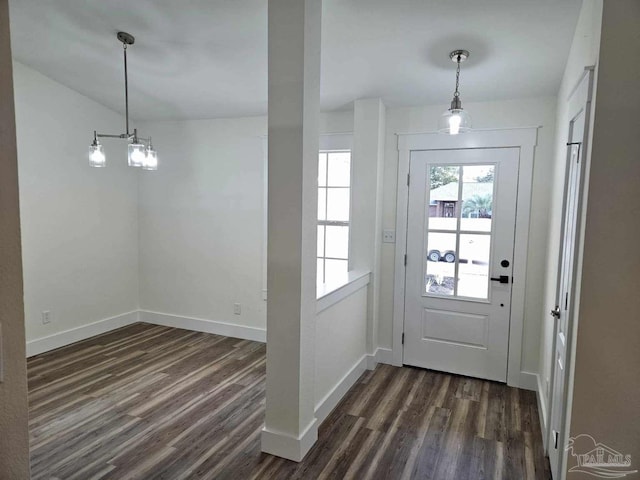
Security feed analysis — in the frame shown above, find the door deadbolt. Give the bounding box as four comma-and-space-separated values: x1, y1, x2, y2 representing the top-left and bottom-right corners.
550, 306, 561, 319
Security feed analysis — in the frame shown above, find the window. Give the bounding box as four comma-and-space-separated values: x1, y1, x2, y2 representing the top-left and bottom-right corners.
317, 150, 351, 285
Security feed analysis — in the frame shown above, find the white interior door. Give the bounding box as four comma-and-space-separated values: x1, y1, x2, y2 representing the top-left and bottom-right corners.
403, 148, 519, 382
548, 70, 592, 479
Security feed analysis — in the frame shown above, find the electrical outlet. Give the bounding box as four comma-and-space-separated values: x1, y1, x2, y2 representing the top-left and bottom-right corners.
383, 229, 396, 243
42, 310, 51, 324
233, 303, 241, 315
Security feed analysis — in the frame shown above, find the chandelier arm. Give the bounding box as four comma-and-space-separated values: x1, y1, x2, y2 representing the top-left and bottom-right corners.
96, 132, 131, 139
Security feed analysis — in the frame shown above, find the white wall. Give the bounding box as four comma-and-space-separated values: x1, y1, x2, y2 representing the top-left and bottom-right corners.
137, 116, 267, 330
538, 0, 602, 420
379, 97, 558, 377
138, 111, 353, 332
14, 61, 139, 344
315, 286, 367, 421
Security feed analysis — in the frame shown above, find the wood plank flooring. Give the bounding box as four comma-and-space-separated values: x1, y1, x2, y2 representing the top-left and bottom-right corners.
28, 323, 550, 479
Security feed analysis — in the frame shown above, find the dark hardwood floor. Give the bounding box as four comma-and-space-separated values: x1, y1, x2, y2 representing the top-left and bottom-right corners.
28, 323, 550, 479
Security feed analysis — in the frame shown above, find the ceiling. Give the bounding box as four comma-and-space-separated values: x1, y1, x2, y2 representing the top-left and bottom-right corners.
9, 0, 582, 120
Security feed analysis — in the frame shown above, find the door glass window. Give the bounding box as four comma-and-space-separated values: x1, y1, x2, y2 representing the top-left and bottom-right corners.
428, 166, 459, 231
458, 234, 491, 298
424, 164, 495, 299
460, 165, 494, 232
426, 232, 456, 296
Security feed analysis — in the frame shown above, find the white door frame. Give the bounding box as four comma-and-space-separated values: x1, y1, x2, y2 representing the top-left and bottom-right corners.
392, 128, 538, 388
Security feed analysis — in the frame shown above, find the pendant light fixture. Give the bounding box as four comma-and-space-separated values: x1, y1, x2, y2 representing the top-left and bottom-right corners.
438, 49, 472, 135
89, 32, 158, 170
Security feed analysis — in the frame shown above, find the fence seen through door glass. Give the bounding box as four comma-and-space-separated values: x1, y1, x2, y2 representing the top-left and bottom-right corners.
425, 164, 495, 299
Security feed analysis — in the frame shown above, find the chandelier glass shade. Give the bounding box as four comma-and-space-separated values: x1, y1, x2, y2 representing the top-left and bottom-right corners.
88, 136, 106, 167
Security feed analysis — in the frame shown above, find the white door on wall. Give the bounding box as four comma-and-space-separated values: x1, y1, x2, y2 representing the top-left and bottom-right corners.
548, 69, 592, 480
403, 147, 519, 382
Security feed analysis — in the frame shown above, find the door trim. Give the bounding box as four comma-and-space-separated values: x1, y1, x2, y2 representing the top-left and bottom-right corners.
392, 128, 538, 389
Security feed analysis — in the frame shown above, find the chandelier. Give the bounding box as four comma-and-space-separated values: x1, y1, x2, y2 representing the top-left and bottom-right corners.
89, 32, 157, 170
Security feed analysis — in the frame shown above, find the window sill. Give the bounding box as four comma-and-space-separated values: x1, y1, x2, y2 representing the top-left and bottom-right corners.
316, 270, 371, 314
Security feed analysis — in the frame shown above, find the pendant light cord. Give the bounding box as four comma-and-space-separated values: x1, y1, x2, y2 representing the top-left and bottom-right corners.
454, 54, 461, 98
123, 43, 130, 136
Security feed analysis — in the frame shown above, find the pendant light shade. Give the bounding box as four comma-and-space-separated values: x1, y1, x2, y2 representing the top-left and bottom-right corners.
439, 50, 472, 135
438, 108, 472, 135
89, 133, 106, 167
143, 143, 158, 171
128, 142, 146, 167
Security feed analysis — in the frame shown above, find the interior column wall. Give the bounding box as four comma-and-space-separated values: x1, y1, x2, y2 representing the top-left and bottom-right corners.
0, 0, 30, 475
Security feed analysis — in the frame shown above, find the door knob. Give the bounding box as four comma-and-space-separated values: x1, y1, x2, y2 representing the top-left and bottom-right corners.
550, 306, 561, 319
490, 275, 509, 284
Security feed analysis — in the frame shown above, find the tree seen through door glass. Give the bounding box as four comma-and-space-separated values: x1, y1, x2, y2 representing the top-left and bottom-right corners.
461, 165, 494, 232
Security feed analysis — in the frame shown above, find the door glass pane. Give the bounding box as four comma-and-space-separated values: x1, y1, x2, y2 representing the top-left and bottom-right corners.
428, 166, 460, 231
327, 152, 350, 187
325, 259, 348, 284
425, 232, 456, 296
460, 165, 494, 232
457, 234, 491, 299
326, 188, 350, 221
325, 225, 349, 259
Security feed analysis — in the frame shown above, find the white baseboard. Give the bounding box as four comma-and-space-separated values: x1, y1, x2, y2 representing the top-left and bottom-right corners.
536, 372, 549, 451
366, 347, 395, 370
139, 310, 266, 343
315, 354, 368, 425
26, 311, 139, 357
375, 347, 393, 365
519, 371, 539, 391
261, 418, 318, 462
